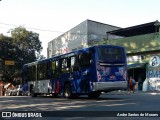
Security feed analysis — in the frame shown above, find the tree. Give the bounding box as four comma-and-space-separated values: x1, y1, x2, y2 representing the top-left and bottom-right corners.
36, 53, 46, 60
11, 26, 42, 53
10, 26, 43, 67
0, 34, 21, 82
0, 27, 43, 84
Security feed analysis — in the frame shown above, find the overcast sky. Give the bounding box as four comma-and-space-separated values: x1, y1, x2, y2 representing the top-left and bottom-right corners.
0, 0, 160, 57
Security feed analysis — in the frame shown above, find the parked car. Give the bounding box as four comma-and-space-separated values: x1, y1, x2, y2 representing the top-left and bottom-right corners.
4, 83, 14, 96
5, 88, 13, 96
9, 85, 23, 96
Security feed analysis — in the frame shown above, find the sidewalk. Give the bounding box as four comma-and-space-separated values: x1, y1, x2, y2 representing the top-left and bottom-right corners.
107, 90, 160, 95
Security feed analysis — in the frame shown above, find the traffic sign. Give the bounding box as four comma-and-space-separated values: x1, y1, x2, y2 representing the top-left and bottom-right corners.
5, 60, 15, 65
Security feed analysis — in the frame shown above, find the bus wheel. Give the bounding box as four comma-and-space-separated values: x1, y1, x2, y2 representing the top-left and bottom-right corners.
88, 92, 101, 99
64, 84, 73, 99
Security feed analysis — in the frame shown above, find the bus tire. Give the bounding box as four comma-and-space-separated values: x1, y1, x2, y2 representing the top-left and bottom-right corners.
64, 84, 73, 99
88, 92, 101, 99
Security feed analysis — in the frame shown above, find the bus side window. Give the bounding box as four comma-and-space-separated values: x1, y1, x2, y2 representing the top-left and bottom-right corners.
37, 64, 44, 80
28, 66, 36, 81
67, 57, 71, 68
52, 61, 56, 71
79, 53, 91, 67
32, 66, 36, 81
43, 64, 48, 79
55, 61, 58, 69
26, 67, 31, 81
71, 56, 79, 71
87, 52, 92, 64
56, 60, 61, 72
53, 60, 61, 78
62, 58, 69, 73
37, 63, 51, 80
46, 62, 51, 79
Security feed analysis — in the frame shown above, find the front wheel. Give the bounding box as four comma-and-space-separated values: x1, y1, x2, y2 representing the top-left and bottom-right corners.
88, 92, 101, 99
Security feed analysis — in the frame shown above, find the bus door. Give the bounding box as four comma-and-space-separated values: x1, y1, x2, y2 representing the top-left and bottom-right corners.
51, 60, 61, 94
28, 65, 38, 93
78, 52, 92, 93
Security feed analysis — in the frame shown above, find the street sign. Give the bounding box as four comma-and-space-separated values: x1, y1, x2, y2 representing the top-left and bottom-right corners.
5, 60, 15, 65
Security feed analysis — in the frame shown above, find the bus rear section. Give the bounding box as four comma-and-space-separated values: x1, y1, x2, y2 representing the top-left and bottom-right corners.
91, 46, 128, 93
63, 45, 128, 99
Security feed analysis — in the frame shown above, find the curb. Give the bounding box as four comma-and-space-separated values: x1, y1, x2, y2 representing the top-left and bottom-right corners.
106, 90, 160, 95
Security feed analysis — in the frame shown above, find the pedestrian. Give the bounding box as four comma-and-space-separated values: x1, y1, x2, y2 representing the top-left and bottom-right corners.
129, 76, 136, 93
2, 86, 5, 96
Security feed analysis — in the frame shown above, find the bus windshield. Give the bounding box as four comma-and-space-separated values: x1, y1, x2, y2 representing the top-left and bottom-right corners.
97, 47, 125, 63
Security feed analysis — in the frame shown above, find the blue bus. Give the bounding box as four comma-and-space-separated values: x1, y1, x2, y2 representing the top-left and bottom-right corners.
21, 45, 128, 98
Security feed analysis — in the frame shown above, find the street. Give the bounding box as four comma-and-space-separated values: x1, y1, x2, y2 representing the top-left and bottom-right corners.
0, 91, 160, 120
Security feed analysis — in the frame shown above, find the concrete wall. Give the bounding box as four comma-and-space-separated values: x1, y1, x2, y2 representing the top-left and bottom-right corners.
47, 20, 120, 58
48, 20, 88, 58
87, 20, 120, 46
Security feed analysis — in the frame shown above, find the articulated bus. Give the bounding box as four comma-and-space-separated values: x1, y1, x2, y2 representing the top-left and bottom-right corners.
21, 45, 128, 98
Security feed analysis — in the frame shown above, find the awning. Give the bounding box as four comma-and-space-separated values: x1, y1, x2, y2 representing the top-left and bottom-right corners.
127, 63, 146, 69
107, 21, 159, 37
4, 83, 11, 89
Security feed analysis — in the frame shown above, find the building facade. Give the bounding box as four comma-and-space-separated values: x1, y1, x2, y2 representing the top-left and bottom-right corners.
107, 20, 160, 91
47, 19, 120, 58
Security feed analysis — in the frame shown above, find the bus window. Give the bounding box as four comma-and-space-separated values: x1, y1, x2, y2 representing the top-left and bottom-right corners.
37, 64, 44, 80
79, 53, 91, 67
98, 47, 124, 62
52, 61, 56, 71
71, 56, 79, 71
56, 61, 59, 69
37, 63, 48, 80
62, 59, 67, 69
71, 57, 76, 66
62, 58, 69, 73
46, 62, 51, 79
28, 66, 36, 81
52, 60, 61, 78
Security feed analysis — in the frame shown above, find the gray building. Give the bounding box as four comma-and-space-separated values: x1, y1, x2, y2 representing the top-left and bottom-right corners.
47, 19, 120, 58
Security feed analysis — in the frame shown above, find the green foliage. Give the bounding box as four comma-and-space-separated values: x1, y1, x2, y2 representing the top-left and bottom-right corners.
0, 27, 43, 83
10, 26, 43, 53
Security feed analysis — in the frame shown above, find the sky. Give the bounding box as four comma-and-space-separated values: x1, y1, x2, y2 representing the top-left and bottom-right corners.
0, 0, 160, 57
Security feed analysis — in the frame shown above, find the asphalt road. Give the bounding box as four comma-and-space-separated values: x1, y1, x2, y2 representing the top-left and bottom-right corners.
0, 91, 160, 120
